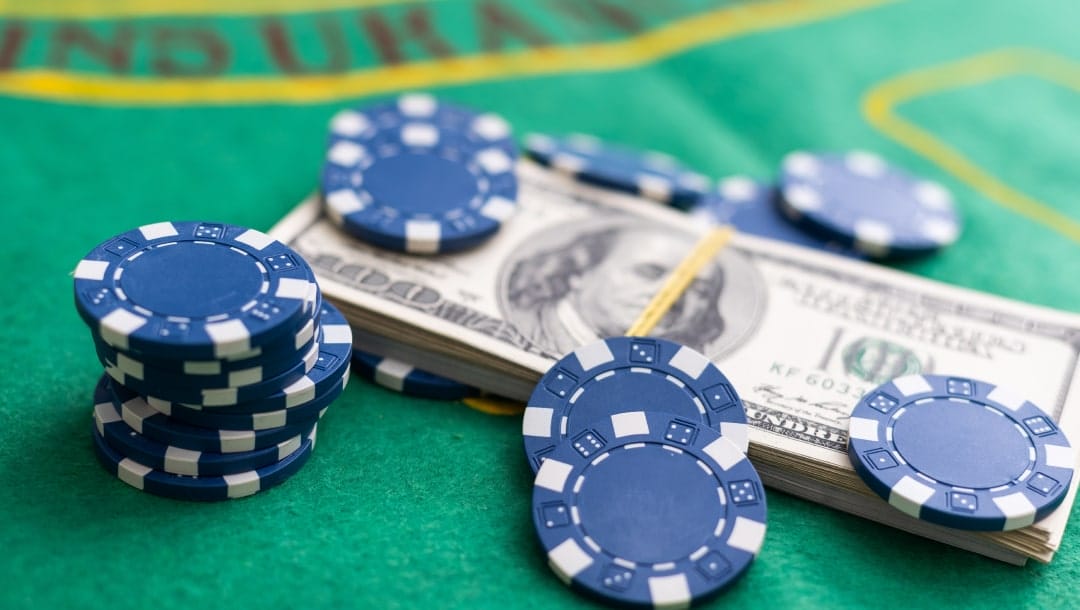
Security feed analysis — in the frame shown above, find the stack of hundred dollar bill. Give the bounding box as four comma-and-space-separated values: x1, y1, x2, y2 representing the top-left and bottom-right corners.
271, 160, 1080, 565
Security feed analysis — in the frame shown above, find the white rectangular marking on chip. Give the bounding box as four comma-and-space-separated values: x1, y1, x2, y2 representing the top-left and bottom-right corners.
282, 376, 316, 408
847, 417, 880, 442
703, 437, 743, 471
575, 340, 615, 371
720, 422, 749, 453
139, 222, 179, 240
184, 361, 222, 375
548, 539, 593, 582
889, 476, 935, 518
228, 367, 262, 387
1044, 444, 1075, 470
94, 402, 120, 426
235, 229, 274, 251
74, 259, 110, 281
219, 430, 256, 453
202, 387, 239, 407
278, 436, 302, 459
222, 471, 261, 498
668, 346, 709, 379
321, 324, 353, 345
206, 319, 252, 358
405, 220, 441, 254
648, 573, 690, 609
993, 492, 1037, 530
327, 189, 365, 214
728, 516, 767, 555
522, 407, 555, 438
611, 411, 650, 438
276, 278, 313, 301
402, 123, 439, 147
295, 319, 315, 348
535, 458, 574, 493
254, 411, 287, 430
375, 358, 413, 391
986, 385, 1026, 412
164, 447, 201, 476
118, 458, 151, 489
892, 375, 932, 396
481, 195, 516, 221
100, 309, 147, 349
637, 174, 674, 203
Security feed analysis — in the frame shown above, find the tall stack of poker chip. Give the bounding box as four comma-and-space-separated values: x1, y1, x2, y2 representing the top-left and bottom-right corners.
73, 221, 353, 501
522, 337, 767, 607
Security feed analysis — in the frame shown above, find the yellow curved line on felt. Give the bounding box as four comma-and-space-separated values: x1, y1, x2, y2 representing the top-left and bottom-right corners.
862, 48, 1080, 245
0, 0, 425, 19
461, 396, 524, 417
0, 0, 892, 106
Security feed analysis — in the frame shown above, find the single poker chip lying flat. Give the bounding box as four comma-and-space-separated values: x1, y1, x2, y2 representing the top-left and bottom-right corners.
322, 93, 518, 254
351, 349, 476, 400
92, 416, 317, 502
524, 132, 710, 207
847, 374, 1074, 531
692, 176, 864, 259
92, 376, 309, 476
73, 221, 317, 359
109, 376, 321, 454
532, 410, 767, 608
778, 151, 961, 258
523, 336, 749, 472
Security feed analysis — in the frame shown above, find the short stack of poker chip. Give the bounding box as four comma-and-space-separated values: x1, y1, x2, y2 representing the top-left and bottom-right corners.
73, 221, 353, 501
521, 336, 767, 607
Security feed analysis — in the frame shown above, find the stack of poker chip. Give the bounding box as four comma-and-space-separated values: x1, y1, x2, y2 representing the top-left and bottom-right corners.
521, 337, 767, 607
73, 221, 353, 501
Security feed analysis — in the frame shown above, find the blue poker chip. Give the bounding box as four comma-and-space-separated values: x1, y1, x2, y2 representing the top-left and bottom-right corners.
523, 337, 749, 473
524, 133, 710, 207
103, 335, 320, 407
74, 221, 317, 359
92, 416, 316, 502
692, 176, 865, 259
352, 349, 476, 400
93, 376, 310, 476
108, 376, 320, 453
149, 301, 353, 417
847, 374, 1075, 531
778, 151, 961, 258
321, 93, 519, 254
533, 410, 767, 607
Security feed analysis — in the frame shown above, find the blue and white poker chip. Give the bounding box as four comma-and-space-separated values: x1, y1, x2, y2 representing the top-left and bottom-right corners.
109, 377, 320, 454
523, 337, 749, 472
533, 410, 766, 607
103, 335, 320, 407
524, 133, 710, 207
73, 221, 317, 359
92, 416, 316, 502
93, 376, 308, 476
351, 349, 476, 400
847, 374, 1074, 531
778, 151, 961, 258
322, 93, 518, 254
692, 176, 864, 259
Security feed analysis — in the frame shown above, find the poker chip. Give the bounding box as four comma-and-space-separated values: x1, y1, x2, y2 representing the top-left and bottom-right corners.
109, 376, 320, 454
692, 176, 864, 259
73, 221, 317, 359
92, 416, 317, 502
103, 337, 320, 407
532, 410, 767, 607
93, 377, 308, 476
321, 93, 518, 254
847, 374, 1074, 531
351, 349, 476, 400
522, 336, 749, 472
524, 133, 710, 207
778, 151, 961, 258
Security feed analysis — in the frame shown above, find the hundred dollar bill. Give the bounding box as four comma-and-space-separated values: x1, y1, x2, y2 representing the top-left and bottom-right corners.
271, 160, 1080, 564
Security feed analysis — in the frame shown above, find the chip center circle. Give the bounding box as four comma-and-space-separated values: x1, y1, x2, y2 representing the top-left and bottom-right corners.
576, 444, 722, 564
892, 401, 1031, 489
121, 243, 264, 318
365, 153, 478, 215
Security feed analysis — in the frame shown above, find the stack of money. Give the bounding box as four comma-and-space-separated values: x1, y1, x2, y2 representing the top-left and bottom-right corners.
271, 160, 1080, 565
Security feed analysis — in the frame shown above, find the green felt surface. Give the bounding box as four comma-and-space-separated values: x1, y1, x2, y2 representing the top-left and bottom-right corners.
2, 1, 1080, 608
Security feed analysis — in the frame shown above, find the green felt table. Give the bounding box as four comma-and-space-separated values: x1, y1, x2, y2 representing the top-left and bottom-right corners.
2, 1, 1079, 608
